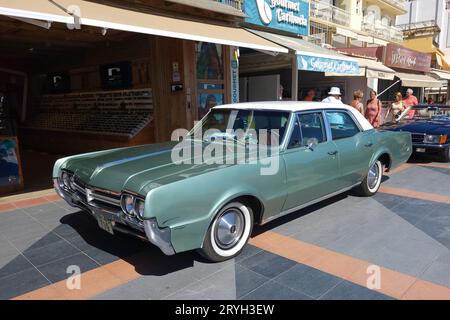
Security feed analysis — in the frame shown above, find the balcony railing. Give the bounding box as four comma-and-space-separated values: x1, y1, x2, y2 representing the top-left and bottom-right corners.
310, 0, 350, 27
397, 20, 439, 30
215, 0, 243, 11
362, 20, 404, 42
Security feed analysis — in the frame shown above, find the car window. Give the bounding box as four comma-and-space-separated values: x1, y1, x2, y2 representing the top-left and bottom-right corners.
197, 109, 290, 146
298, 113, 326, 146
287, 117, 302, 149
288, 112, 326, 149
326, 111, 360, 140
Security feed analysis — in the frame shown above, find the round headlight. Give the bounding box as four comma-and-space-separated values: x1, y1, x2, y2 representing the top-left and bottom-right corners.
121, 195, 135, 216
135, 199, 145, 220
69, 175, 76, 190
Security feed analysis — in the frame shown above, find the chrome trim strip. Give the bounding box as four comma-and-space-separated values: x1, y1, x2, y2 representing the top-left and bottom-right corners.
73, 183, 86, 195
260, 183, 361, 225
91, 191, 121, 206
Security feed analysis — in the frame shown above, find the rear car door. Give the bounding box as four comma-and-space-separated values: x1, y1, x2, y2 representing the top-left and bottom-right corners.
325, 110, 375, 188
282, 111, 341, 211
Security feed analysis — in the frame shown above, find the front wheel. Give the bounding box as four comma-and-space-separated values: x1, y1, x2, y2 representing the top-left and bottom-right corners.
441, 147, 450, 162
198, 202, 253, 262
355, 160, 383, 197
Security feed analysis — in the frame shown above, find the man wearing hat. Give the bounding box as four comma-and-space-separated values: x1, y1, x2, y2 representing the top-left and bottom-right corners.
322, 87, 343, 104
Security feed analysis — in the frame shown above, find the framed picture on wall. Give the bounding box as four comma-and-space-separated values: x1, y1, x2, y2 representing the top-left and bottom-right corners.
0, 136, 24, 193
198, 93, 224, 119
196, 42, 227, 120
100, 61, 133, 90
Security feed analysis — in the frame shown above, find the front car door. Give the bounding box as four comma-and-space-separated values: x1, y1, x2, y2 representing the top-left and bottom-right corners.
281, 111, 341, 211
325, 110, 375, 188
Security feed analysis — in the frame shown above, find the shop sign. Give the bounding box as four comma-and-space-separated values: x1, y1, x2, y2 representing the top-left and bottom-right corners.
244, 0, 309, 36
384, 44, 431, 72
297, 54, 359, 75
230, 47, 239, 104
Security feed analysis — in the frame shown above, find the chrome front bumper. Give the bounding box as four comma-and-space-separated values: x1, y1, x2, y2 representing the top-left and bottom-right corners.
54, 179, 175, 255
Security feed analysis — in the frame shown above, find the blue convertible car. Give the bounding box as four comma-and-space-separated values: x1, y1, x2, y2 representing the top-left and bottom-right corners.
382, 105, 450, 162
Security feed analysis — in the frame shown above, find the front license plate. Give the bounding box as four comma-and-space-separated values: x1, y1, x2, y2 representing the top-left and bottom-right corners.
97, 215, 114, 235
416, 148, 426, 153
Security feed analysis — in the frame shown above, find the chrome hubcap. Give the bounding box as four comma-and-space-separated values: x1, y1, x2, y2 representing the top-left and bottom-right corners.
214, 209, 245, 250
368, 163, 380, 190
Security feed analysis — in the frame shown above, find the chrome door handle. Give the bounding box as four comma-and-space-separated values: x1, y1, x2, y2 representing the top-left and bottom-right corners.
328, 150, 338, 156
365, 142, 373, 147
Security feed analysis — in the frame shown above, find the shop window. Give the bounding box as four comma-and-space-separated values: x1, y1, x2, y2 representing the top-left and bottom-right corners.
196, 42, 226, 120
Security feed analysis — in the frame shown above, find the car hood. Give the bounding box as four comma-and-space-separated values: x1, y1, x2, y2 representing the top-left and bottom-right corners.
382, 119, 450, 135
62, 141, 240, 195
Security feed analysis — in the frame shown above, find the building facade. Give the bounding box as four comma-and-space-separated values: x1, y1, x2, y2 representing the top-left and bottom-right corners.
309, 0, 406, 48
396, 0, 450, 69
395, 0, 450, 101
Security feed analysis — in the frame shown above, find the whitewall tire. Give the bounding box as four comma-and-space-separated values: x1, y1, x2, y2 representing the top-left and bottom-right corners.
198, 202, 253, 262
355, 160, 383, 197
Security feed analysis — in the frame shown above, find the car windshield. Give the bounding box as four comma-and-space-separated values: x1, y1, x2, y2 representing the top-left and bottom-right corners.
188, 108, 290, 145
397, 105, 450, 121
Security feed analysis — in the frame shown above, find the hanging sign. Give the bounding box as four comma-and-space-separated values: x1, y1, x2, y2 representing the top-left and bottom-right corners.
244, 0, 310, 36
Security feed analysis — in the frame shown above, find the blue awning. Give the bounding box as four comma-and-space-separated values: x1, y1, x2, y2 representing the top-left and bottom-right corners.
247, 29, 360, 75
297, 53, 359, 74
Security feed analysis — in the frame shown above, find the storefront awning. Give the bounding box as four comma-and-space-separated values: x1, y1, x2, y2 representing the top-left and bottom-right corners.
395, 72, 444, 88
358, 58, 395, 79
435, 51, 450, 71
52, 0, 287, 53
164, 0, 247, 18
429, 69, 450, 81
325, 57, 396, 80
0, 0, 73, 24
372, 38, 389, 46
356, 34, 373, 43
0, 0, 287, 53
403, 37, 450, 71
248, 29, 359, 75
336, 27, 358, 39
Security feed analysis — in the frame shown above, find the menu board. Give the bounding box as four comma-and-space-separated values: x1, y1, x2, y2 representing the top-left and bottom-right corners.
0, 136, 24, 193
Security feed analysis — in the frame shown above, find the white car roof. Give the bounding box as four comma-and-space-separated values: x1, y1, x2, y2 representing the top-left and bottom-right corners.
213, 101, 374, 131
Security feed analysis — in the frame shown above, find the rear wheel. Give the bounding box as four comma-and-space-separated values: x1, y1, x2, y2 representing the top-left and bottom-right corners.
441, 147, 450, 162
355, 160, 383, 197
198, 202, 253, 262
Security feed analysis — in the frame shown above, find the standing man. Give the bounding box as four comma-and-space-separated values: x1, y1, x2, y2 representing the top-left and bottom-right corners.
322, 87, 343, 104
403, 88, 418, 119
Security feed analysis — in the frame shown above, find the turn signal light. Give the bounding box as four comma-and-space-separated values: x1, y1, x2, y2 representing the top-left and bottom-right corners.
440, 135, 448, 145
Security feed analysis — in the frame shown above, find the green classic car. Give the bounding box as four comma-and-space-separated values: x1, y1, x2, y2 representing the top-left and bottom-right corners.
53, 102, 412, 262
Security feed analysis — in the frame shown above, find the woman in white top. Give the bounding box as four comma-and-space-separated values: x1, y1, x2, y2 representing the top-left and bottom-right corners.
385, 92, 406, 122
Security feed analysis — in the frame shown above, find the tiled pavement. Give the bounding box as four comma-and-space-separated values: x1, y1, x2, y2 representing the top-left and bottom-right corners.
0, 160, 450, 300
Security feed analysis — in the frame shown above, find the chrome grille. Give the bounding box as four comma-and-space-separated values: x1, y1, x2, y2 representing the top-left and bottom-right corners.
90, 190, 121, 207
411, 133, 425, 143
72, 176, 120, 209
73, 181, 86, 196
